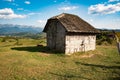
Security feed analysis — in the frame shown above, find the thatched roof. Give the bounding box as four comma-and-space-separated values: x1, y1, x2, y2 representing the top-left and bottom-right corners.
43, 13, 100, 33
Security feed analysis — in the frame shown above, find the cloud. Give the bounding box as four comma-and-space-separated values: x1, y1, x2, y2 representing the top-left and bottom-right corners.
4, 0, 14, 2
17, 8, 24, 10
88, 3, 120, 15
28, 12, 41, 16
17, 8, 30, 12
4, 0, 18, 6
0, 8, 26, 19
37, 20, 46, 24
24, 1, 31, 4
37, 20, 46, 28
58, 6, 79, 11
109, 0, 119, 2
11, 3, 19, 6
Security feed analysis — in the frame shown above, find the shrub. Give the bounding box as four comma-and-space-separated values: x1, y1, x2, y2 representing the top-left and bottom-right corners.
96, 31, 115, 45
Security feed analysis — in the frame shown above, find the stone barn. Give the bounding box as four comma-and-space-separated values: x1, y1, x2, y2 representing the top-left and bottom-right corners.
43, 13, 99, 55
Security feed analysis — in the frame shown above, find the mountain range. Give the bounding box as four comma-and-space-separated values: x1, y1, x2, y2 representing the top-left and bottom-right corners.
0, 24, 120, 36
0, 24, 43, 35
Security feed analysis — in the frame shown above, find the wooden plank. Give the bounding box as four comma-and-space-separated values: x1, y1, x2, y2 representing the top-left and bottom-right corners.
117, 42, 120, 54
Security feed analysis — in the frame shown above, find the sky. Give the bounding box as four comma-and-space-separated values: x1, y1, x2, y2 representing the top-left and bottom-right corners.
0, 0, 120, 29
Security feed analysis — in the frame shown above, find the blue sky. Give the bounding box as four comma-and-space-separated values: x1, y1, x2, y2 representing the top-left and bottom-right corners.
0, 0, 120, 29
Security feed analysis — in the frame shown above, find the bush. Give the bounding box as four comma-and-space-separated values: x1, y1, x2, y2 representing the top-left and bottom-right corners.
1, 38, 6, 42
96, 31, 114, 45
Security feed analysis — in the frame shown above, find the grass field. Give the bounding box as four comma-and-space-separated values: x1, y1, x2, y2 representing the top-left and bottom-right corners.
0, 37, 120, 80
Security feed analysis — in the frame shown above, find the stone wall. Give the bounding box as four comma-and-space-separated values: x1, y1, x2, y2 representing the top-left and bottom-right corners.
65, 35, 96, 55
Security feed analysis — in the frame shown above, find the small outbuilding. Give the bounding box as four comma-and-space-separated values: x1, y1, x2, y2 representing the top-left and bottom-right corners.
43, 13, 100, 55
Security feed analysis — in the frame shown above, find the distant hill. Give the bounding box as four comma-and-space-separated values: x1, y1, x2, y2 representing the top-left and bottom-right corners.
98, 28, 120, 32
0, 24, 43, 35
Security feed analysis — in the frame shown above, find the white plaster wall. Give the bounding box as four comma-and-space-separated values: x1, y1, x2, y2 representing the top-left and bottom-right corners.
65, 35, 96, 55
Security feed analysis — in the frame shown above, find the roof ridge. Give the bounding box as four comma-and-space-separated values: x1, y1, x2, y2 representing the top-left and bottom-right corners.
56, 13, 65, 19
50, 13, 77, 19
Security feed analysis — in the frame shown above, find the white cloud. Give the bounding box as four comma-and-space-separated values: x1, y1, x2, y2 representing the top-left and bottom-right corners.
37, 20, 46, 28
58, 6, 79, 11
37, 20, 46, 24
24, 1, 31, 4
11, 3, 19, 6
0, 8, 26, 19
0, 8, 13, 14
17, 8, 24, 10
4, 0, 14, 2
88, 3, 120, 15
28, 12, 41, 16
109, 0, 119, 2
17, 8, 30, 12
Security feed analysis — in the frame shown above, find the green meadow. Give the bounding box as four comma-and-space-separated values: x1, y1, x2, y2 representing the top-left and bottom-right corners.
0, 37, 120, 80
